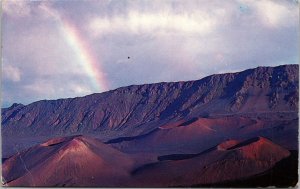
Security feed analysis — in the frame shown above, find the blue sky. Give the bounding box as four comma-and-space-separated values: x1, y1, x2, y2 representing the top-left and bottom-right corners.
2, 0, 299, 107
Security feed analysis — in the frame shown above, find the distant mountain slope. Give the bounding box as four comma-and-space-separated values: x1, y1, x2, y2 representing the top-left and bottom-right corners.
108, 116, 298, 156
2, 64, 298, 139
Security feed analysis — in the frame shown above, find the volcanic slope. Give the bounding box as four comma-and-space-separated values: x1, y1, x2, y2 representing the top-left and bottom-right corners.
2, 136, 291, 187
108, 116, 298, 156
2, 136, 134, 187
131, 136, 291, 187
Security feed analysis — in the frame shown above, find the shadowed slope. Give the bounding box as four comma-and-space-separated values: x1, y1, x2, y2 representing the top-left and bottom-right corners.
130, 137, 290, 187
200, 150, 298, 187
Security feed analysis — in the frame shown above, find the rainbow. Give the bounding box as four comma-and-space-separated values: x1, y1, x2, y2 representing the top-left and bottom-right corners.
43, 6, 108, 92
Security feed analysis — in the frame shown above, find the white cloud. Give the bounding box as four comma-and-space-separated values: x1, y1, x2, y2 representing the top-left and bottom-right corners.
239, 0, 299, 27
71, 85, 92, 94
3, 64, 21, 82
22, 80, 93, 101
88, 10, 217, 37
261, 1, 297, 26
36, 1, 61, 20
22, 80, 57, 96
2, 0, 31, 17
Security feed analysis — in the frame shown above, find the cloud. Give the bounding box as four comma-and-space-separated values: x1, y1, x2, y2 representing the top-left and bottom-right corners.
71, 84, 93, 94
22, 80, 92, 98
2, 0, 31, 17
88, 10, 217, 37
3, 64, 21, 82
22, 80, 57, 96
244, 0, 299, 27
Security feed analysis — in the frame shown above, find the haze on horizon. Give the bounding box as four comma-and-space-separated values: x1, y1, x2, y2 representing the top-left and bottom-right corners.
2, 0, 299, 107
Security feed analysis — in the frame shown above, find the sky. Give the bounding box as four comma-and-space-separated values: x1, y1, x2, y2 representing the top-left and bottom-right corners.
2, 0, 299, 107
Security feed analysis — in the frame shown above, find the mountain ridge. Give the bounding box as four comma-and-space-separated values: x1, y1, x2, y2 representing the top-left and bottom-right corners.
3, 64, 298, 108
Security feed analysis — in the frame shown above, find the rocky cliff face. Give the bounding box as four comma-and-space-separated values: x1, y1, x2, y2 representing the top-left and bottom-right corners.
2, 64, 298, 139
